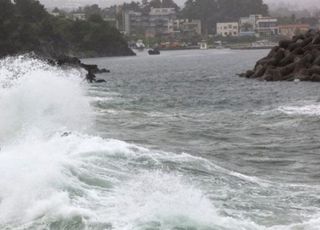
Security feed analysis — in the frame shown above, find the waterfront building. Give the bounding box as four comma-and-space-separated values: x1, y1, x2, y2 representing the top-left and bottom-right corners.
255, 17, 279, 37
216, 22, 239, 37
239, 15, 261, 36
239, 15, 278, 37
148, 8, 177, 37
278, 24, 310, 38
174, 19, 202, 35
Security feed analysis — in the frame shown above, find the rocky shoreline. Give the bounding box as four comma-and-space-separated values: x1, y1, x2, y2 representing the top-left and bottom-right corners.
239, 30, 320, 82
50, 55, 109, 83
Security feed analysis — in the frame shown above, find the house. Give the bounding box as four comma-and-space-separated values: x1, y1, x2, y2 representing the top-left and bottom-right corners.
72, 13, 86, 21
278, 24, 310, 38
216, 22, 239, 37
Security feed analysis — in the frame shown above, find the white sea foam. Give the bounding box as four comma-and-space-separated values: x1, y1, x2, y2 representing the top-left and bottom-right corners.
0, 55, 237, 229
1, 55, 313, 230
278, 103, 320, 116
0, 56, 91, 143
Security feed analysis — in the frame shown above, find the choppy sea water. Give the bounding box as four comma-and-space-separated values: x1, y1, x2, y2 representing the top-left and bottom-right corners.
1, 50, 320, 229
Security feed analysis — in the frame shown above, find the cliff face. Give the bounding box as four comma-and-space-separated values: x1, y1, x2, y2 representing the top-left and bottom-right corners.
240, 30, 320, 82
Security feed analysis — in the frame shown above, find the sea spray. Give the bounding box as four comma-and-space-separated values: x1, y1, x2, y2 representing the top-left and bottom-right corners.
0, 55, 290, 230
0, 56, 231, 229
0, 55, 92, 143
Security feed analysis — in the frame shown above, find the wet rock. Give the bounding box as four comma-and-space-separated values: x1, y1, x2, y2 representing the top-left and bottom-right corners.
239, 29, 320, 82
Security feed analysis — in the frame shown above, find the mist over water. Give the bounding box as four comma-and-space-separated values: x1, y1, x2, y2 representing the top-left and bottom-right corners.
1, 51, 320, 229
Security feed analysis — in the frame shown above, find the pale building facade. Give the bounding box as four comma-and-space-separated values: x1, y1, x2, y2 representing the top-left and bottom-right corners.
216, 22, 239, 37
278, 24, 310, 38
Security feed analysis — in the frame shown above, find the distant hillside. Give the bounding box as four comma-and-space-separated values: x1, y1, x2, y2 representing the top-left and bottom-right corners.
0, 0, 135, 58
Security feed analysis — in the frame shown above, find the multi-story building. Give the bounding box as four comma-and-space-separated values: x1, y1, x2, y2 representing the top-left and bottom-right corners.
174, 19, 202, 35
278, 24, 310, 38
122, 8, 177, 38
239, 15, 278, 37
148, 8, 177, 37
123, 11, 149, 36
216, 22, 239, 37
239, 15, 261, 36
256, 17, 279, 37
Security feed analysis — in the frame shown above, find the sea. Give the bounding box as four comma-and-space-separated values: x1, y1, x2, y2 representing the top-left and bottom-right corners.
1, 49, 320, 230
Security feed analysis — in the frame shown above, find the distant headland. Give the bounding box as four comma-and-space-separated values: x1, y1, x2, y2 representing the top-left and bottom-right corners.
0, 0, 135, 59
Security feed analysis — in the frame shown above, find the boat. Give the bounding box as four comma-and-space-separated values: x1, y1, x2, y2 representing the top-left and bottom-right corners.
148, 48, 160, 55
135, 40, 145, 51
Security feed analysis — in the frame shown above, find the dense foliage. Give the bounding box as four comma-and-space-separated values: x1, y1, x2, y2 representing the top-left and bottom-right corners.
0, 0, 134, 58
181, 0, 269, 34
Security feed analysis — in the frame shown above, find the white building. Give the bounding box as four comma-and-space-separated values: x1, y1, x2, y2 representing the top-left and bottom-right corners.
239, 14, 261, 36
72, 13, 86, 21
216, 22, 239, 37
256, 17, 279, 37
239, 15, 278, 37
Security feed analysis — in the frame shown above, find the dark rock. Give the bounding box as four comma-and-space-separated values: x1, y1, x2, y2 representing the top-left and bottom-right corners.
280, 63, 296, 76
312, 35, 320, 45
292, 47, 304, 55
292, 34, 305, 42
279, 40, 292, 49
95, 79, 107, 83
279, 53, 295, 66
52, 55, 110, 83
239, 29, 320, 82
301, 37, 313, 48
252, 64, 266, 78
311, 73, 320, 81
308, 66, 320, 75
313, 56, 320, 65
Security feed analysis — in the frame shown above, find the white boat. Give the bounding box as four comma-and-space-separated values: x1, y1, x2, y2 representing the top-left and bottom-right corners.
135, 40, 145, 51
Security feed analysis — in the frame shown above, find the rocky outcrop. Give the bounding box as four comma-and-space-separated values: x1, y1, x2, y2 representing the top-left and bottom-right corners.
48, 55, 109, 83
239, 30, 320, 81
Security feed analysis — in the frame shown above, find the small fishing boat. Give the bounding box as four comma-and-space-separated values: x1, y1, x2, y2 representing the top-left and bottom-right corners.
148, 48, 160, 55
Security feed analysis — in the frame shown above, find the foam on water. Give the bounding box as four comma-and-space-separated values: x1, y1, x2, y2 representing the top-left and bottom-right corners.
0, 55, 91, 143
2, 55, 316, 230
0, 55, 242, 229
278, 103, 320, 116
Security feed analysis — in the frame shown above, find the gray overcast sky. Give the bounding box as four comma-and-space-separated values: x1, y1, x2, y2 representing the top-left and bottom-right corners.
39, 0, 317, 9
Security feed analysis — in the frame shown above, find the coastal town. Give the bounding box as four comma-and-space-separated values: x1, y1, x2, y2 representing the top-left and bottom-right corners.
49, 0, 320, 50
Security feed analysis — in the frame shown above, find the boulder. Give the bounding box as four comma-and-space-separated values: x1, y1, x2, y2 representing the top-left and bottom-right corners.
239, 30, 320, 81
